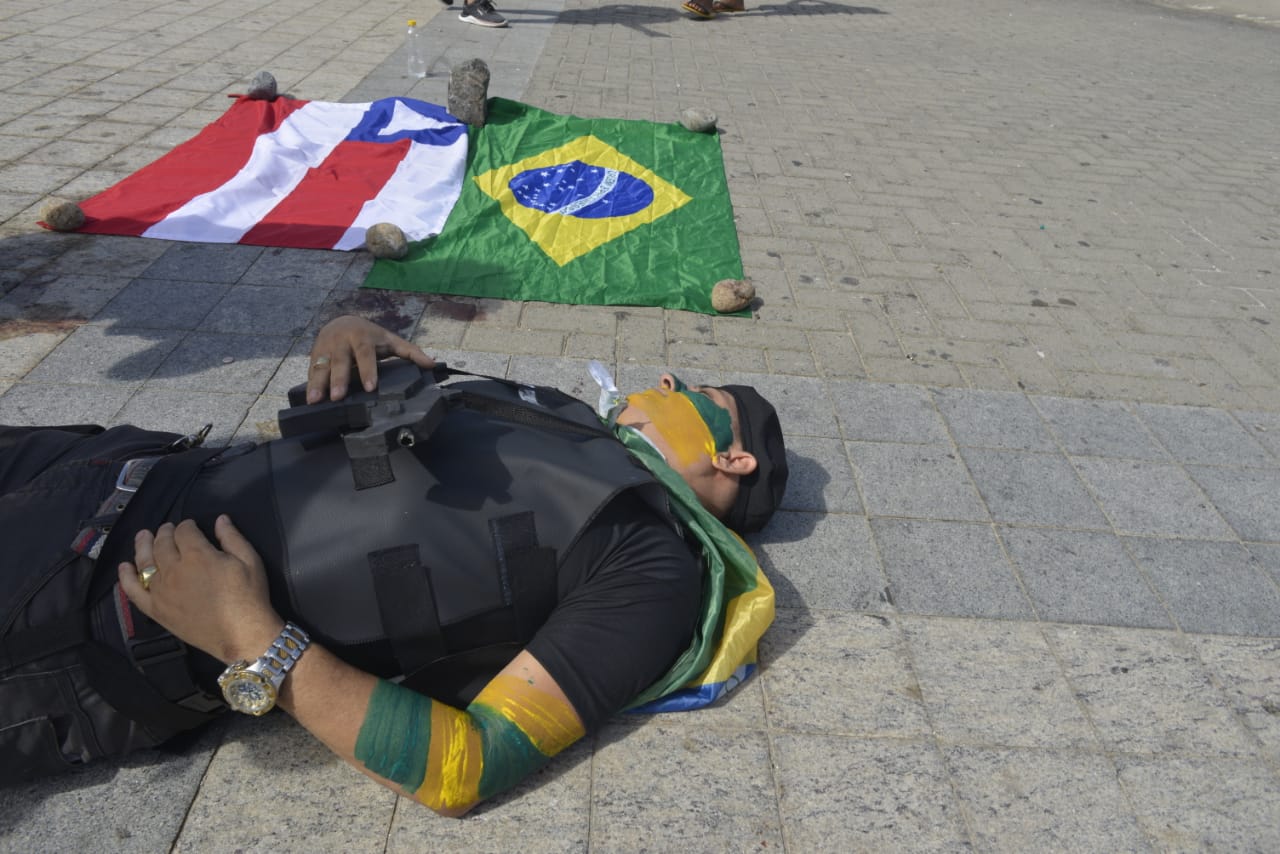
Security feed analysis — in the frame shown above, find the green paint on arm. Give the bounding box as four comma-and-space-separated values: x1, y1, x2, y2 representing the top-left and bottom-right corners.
354, 679, 433, 794
470, 703, 554, 801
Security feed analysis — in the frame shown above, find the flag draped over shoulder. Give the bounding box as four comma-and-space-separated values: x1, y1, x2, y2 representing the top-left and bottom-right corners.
66, 97, 467, 251
363, 98, 745, 315
613, 426, 774, 714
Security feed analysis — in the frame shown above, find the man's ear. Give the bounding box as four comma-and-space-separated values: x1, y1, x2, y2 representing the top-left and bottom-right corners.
712, 449, 757, 477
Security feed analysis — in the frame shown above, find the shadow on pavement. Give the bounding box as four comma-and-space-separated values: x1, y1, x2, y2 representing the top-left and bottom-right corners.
508, 1, 885, 36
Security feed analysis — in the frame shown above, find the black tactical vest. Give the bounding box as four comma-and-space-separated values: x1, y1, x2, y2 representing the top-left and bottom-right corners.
177, 371, 675, 706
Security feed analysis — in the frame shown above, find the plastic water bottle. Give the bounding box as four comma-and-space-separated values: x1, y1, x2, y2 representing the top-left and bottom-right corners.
406, 20, 427, 79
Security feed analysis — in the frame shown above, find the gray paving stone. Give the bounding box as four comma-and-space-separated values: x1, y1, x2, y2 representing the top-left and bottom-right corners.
426, 347, 512, 379
933, 387, 1058, 451
0, 381, 135, 425
872, 519, 1033, 619
780, 435, 862, 514
751, 512, 884, 612
961, 448, 1109, 528
1122, 538, 1280, 637
1134, 402, 1276, 467
828, 380, 949, 443
1190, 635, 1280, 765
0, 321, 75, 380
199, 285, 324, 336
41, 235, 170, 279
1116, 755, 1280, 853
588, 722, 783, 851
1046, 624, 1255, 757
760, 610, 930, 739
771, 734, 970, 852
1031, 395, 1169, 460
173, 714, 394, 853
148, 332, 294, 394
98, 278, 228, 329
0, 273, 130, 322
507, 355, 597, 403
1187, 466, 1280, 542
945, 746, 1150, 853
848, 441, 989, 522
386, 740, 592, 853
1072, 457, 1236, 540
903, 617, 1097, 749
1250, 542, 1280, 587
230, 394, 289, 446
110, 388, 255, 446
263, 337, 317, 399
139, 242, 263, 284
0, 726, 220, 854
240, 246, 355, 290
1000, 527, 1173, 629
23, 322, 184, 385
1233, 409, 1280, 460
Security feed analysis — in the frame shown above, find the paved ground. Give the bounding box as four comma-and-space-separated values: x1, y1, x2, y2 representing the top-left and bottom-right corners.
1, 0, 1279, 850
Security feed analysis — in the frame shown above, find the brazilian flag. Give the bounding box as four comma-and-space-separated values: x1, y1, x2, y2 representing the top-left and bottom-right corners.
361, 98, 744, 315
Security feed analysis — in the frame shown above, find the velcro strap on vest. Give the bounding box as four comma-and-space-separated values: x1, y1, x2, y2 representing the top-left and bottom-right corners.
489, 512, 558, 638
369, 545, 445, 677
350, 455, 394, 491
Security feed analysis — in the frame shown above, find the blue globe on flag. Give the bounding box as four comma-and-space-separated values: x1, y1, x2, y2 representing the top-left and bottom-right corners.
508, 160, 654, 219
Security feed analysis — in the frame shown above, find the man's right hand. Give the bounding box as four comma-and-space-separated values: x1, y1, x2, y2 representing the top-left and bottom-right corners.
307, 315, 435, 403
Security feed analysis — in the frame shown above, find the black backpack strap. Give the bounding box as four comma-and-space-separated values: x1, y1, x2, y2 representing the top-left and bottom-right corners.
451, 390, 612, 440
0, 613, 88, 671
80, 642, 218, 733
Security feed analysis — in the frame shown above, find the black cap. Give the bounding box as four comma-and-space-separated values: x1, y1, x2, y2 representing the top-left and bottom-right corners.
719, 385, 788, 533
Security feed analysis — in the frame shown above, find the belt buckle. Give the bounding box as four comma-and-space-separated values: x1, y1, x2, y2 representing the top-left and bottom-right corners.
115, 457, 150, 494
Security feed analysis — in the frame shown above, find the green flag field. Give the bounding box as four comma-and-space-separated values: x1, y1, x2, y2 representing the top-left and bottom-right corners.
362, 98, 744, 315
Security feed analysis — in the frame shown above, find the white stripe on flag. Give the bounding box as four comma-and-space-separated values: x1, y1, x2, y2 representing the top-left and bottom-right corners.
334, 134, 468, 250
143, 101, 370, 243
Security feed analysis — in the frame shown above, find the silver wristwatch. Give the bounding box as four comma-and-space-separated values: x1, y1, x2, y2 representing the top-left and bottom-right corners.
217, 622, 311, 716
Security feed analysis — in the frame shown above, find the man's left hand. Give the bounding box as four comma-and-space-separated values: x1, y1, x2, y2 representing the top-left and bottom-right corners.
118, 516, 283, 665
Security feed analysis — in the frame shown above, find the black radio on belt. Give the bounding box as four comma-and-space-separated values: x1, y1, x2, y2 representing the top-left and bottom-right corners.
279, 359, 454, 489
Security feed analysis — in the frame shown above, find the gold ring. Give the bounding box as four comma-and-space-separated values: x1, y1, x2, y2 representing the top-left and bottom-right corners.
312, 356, 331, 369
137, 565, 158, 590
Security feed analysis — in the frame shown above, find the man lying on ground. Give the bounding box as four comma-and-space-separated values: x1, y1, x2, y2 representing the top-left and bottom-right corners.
0, 315, 786, 814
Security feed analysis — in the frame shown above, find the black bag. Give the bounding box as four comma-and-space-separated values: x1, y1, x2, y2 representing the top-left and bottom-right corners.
0, 426, 222, 784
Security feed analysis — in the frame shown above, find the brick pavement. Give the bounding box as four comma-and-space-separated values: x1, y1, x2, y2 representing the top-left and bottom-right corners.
1, 0, 1279, 850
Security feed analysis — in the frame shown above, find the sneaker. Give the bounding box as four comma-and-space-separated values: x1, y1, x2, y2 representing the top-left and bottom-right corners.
459, 0, 507, 26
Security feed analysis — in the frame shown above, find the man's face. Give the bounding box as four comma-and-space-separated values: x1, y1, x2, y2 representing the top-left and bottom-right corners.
615, 374, 756, 517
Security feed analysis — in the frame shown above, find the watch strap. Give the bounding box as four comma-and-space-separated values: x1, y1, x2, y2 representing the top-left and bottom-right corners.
250, 622, 311, 690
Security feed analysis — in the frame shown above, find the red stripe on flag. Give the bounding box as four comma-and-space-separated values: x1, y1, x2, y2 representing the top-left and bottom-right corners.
73, 96, 311, 236
238, 138, 413, 249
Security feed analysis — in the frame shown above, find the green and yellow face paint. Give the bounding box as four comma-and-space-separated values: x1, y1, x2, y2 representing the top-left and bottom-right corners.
624, 375, 734, 468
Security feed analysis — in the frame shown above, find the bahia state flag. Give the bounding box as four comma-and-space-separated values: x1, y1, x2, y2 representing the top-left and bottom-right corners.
362, 98, 745, 315
60, 96, 467, 251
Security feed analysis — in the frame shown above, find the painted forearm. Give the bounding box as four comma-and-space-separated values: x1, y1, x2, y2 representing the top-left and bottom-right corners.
354, 674, 585, 815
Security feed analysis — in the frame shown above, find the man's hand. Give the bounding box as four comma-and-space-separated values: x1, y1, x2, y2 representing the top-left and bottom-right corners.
307, 315, 435, 404
118, 516, 283, 665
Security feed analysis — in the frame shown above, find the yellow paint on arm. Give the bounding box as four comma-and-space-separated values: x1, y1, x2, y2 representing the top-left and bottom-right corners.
473, 673, 583, 755
417, 702, 484, 813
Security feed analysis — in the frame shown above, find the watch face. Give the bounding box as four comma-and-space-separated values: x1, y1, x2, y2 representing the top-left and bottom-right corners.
220, 669, 277, 716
